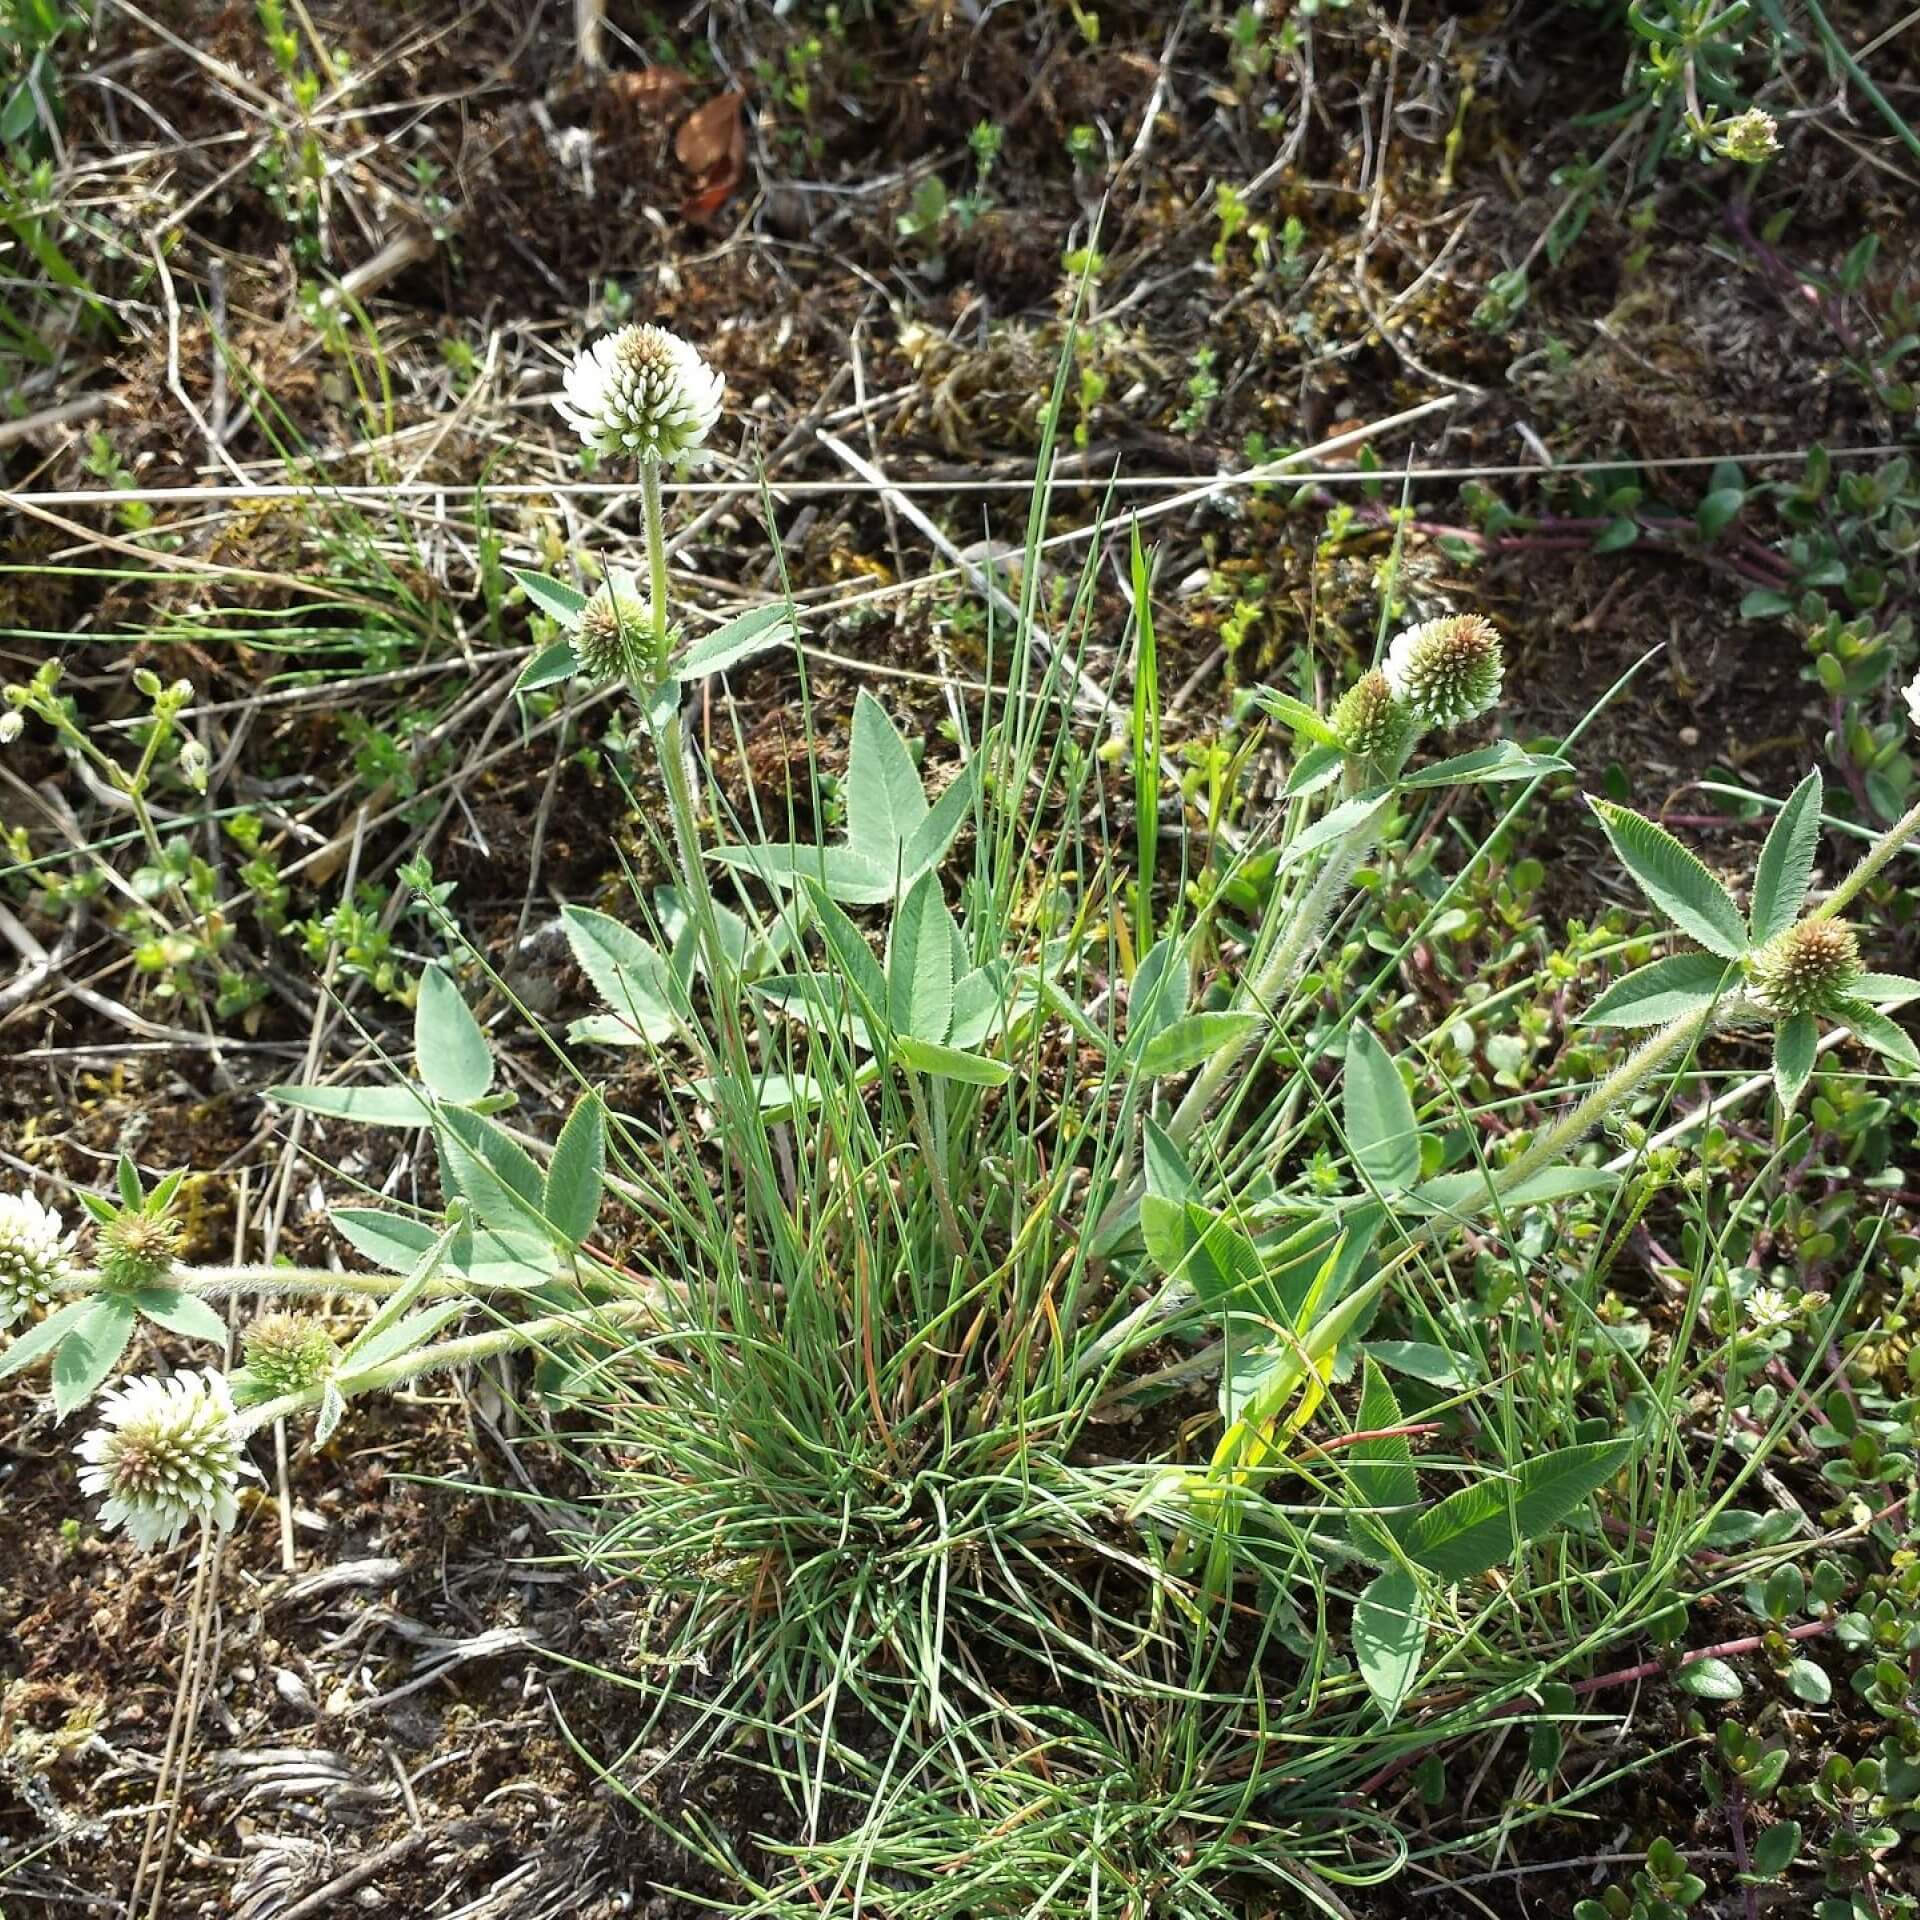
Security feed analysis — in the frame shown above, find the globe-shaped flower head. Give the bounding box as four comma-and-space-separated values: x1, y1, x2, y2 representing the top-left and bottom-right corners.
556, 325, 725, 464
1383, 614, 1505, 730
1747, 919, 1863, 1018
235, 1313, 339, 1405
572, 571, 657, 683
1331, 668, 1415, 765
77, 1370, 255, 1549
0, 1191, 74, 1329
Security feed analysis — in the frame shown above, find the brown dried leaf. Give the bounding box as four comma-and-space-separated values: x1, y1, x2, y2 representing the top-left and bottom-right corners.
675, 89, 744, 175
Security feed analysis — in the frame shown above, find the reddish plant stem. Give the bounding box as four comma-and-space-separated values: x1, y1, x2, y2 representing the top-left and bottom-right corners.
1304, 1422, 1444, 1456
1352, 1619, 1837, 1801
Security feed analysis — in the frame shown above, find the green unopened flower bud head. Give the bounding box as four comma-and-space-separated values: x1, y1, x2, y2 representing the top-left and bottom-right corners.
1746, 918, 1862, 1017
235, 1313, 338, 1404
97, 1208, 183, 1292
1332, 668, 1415, 767
573, 572, 657, 683
1383, 614, 1504, 730
0, 1191, 75, 1329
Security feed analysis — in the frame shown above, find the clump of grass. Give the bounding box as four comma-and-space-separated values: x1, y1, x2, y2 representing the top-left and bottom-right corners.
5, 320, 1919, 1916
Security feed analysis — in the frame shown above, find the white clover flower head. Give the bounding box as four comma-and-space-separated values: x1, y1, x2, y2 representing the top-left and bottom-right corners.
1715, 109, 1780, 164
1746, 918, 1863, 1017
573, 571, 656, 682
1904, 671, 1920, 735
77, 1369, 255, 1550
0, 1190, 75, 1329
1383, 614, 1505, 730
556, 324, 725, 464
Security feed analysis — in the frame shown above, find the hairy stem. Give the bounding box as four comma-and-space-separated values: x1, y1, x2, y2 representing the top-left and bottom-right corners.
236, 1298, 653, 1435
1816, 791, 1920, 923
1168, 823, 1376, 1148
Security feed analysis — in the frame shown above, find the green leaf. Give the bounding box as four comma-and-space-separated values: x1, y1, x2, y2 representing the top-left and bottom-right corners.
1832, 996, 1920, 1070
1135, 1010, 1262, 1079
1141, 1116, 1196, 1204
52, 1296, 137, 1417
1397, 743, 1572, 790
510, 568, 588, 626
1126, 932, 1192, 1056
116, 1154, 143, 1210
1695, 486, 1745, 542
1588, 799, 1749, 958
315, 1380, 348, 1445
511, 568, 588, 626
1750, 771, 1824, 943
1354, 1567, 1426, 1721
544, 1095, 606, 1247
1408, 1165, 1619, 1218
331, 1206, 554, 1288
804, 882, 891, 1025
1774, 1012, 1817, 1110
1348, 1357, 1418, 1536
1853, 972, 1920, 1006
1255, 688, 1341, 749
846, 690, 929, 861
1592, 517, 1639, 553
710, 840, 897, 905
1580, 951, 1738, 1027
437, 1108, 550, 1241
887, 870, 956, 1044
1285, 742, 1345, 797
0, 1297, 99, 1379
267, 1083, 436, 1126
1750, 1819, 1801, 1877
1366, 1339, 1472, 1388
1674, 1656, 1743, 1700
947, 961, 1014, 1051
1785, 1658, 1830, 1705
891, 1033, 1012, 1086
1277, 790, 1391, 871
1405, 1439, 1632, 1583
132, 1287, 228, 1344
561, 906, 683, 1043
514, 641, 579, 694
1345, 1024, 1420, 1193
415, 967, 494, 1104
675, 603, 793, 681
901, 755, 980, 880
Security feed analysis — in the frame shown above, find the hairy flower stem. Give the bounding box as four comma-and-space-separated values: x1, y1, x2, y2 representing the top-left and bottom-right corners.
51, 1265, 513, 1301
639, 462, 672, 674
1089, 821, 1375, 1253
1168, 824, 1375, 1148
1814, 791, 1920, 923
1084, 1004, 1715, 1390
236, 1298, 653, 1436
1489, 1003, 1715, 1200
